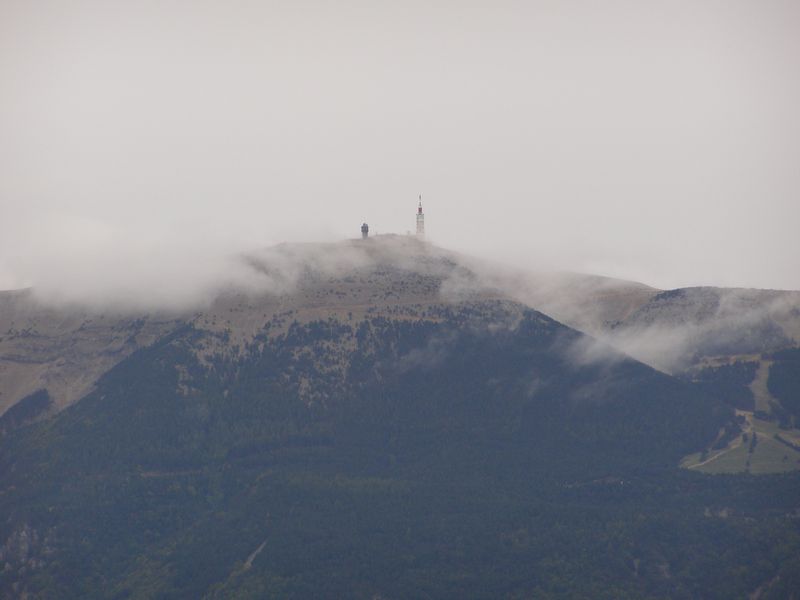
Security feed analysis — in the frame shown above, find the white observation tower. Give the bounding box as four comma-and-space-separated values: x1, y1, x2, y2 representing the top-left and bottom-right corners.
416, 195, 425, 238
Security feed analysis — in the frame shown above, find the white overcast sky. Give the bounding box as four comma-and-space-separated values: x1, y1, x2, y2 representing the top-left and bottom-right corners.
1, 0, 799, 297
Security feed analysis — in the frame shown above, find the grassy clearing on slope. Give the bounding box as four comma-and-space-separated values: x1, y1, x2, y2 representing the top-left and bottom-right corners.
750, 360, 776, 414
682, 414, 800, 475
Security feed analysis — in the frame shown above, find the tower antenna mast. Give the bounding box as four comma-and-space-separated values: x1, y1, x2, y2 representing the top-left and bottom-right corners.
416, 195, 425, 238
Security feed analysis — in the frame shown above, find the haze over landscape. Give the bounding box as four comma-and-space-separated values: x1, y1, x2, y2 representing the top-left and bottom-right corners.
2, 2, 800, 599
2, 0, 800, 304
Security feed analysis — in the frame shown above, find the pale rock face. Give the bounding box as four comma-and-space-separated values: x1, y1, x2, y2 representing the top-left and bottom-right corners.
0, 289, 180, 415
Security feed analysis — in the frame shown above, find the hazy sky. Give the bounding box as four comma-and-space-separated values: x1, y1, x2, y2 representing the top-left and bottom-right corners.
1, 0, 799, 299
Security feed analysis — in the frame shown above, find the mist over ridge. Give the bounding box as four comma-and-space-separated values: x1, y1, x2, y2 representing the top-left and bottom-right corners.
2, 233, 799, 417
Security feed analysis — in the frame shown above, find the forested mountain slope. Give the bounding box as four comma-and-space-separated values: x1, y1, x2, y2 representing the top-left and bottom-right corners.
1, 237, 800, 597
1, 300, 799, 598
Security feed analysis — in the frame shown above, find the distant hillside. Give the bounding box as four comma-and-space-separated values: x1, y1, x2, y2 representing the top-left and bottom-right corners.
602, 286, 800, 372
491, 272, 800, 373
